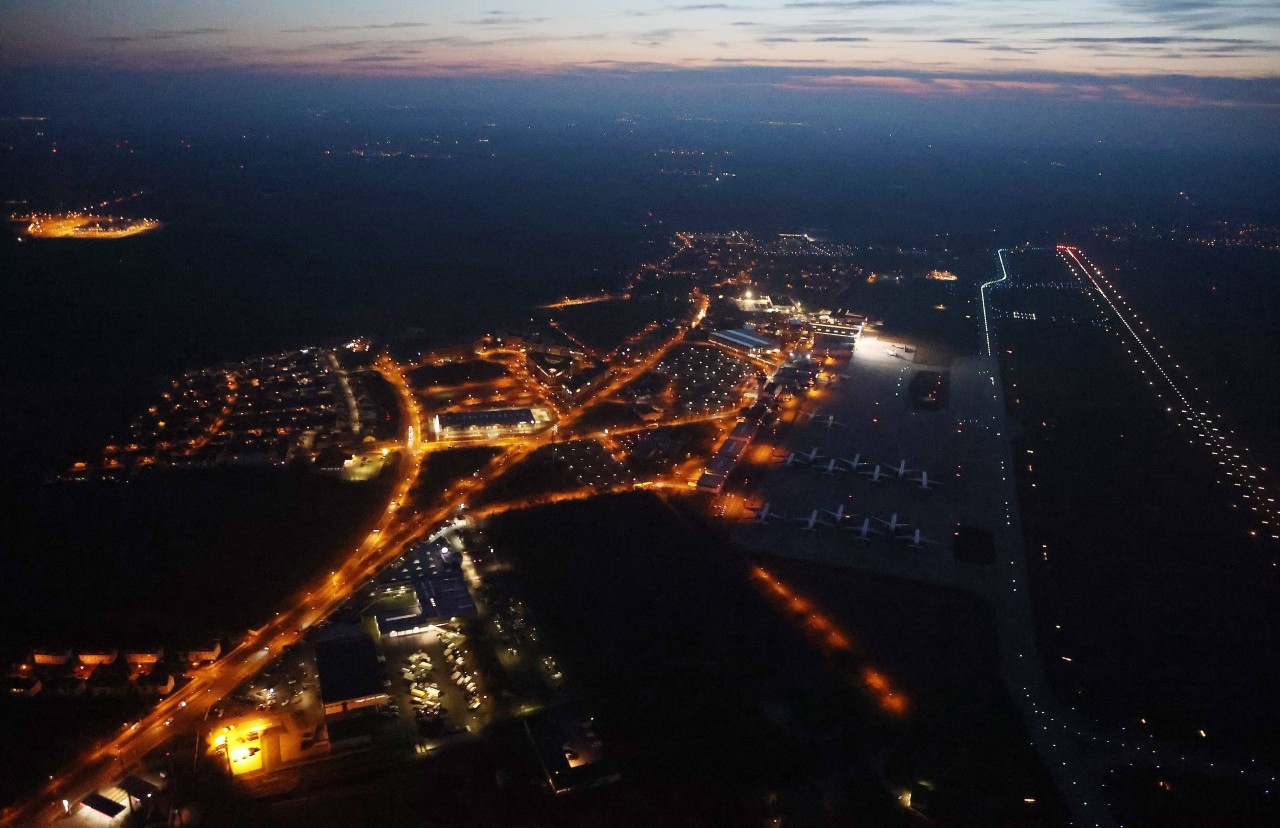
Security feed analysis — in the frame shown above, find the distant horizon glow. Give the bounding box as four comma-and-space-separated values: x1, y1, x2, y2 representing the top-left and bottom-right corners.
2, 2, 1280, 109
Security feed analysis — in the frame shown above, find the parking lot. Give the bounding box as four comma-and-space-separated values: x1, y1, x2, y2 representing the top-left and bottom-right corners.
648, 344, 752, 416
209, 650, 327, 775
380, 624, 493, 745
732, 332, 1015, 595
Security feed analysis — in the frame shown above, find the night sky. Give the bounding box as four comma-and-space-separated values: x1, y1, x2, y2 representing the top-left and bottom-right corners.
2, 1, 1279, 108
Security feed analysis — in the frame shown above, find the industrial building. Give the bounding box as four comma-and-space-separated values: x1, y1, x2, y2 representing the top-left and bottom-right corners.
710, 327, 778, 358
809, 318, 864, 342
313, 625, 390, 720
523, 702, 621, 796
696, 418, 760, 494
432, 406, 553, 440
372, 543, 477, 638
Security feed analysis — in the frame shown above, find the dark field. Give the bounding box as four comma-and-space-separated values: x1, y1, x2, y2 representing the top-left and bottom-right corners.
0, 695, 152, 811
1087, 240, 1280, 470
408, 359, 509, 388
409, 446, 501, 507
543, 296, 687, 355
1, 466, 397, 650
0, 465, 396, 809
1105, 766, 1280, 828
997, 250, 1280, 766
484, 493, 1068, 827
471, 444, 592, 509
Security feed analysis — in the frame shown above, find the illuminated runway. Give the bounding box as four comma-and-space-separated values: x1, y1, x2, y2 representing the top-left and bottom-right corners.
1059, 245, 1279, 545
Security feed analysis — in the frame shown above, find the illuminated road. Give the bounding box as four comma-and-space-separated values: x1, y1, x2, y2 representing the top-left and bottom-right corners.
3, 289, 709, 827
0, 355, 429, 827
1058, 245, 1279, 544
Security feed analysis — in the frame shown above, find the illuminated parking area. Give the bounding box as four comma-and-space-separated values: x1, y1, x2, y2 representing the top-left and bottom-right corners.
209, 717, 275, 776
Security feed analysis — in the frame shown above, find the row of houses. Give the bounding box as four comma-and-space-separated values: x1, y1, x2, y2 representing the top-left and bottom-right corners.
6, 643, 221, 698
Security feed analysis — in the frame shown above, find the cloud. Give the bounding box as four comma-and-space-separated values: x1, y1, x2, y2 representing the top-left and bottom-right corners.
632, 28, 687, 46
1120, 1, 1229, 14
759, 35, 869, 43
713, 56, 836, 63
341, 54, 413, 63
468, 15, 550, 26
784, 0, 951, 8
88, 28, 229, 44
280, 22, 429, 34
1116, 1, 1280, 33
1045, 36, 1265, 45
771, 67, 1280, 108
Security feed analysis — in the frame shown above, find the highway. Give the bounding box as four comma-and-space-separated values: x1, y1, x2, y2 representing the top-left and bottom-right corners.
2, 290, 708, 828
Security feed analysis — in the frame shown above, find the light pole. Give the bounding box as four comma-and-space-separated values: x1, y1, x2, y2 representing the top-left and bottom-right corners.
115, 755, 135, 817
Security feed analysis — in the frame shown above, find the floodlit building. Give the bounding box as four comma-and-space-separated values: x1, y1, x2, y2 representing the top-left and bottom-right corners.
78, 649, 119, 666
695, 472, 726, 493
696, 417, 760, 493
31, 648, 72, 666
125, 647, 164, 666
734, 294, 777, 313
809, 319, 864, 342
432, 406, 553, 440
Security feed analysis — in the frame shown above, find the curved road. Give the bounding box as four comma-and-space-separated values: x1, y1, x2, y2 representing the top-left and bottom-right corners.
2, 293, 708, 828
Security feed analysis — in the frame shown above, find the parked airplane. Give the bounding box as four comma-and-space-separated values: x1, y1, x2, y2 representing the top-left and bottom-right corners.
822, 503, 855, 525
849, 517, 881, 541
895, 528, 936, 549
840, 453, 868, 472
750, 502, 786, 524
785, 446, 825, 466
820, 457, 847, 476
860, 464, 890, 484
793, 509, 824, 532
911, 471, 944, 490
876, 512, 911, 534
807, 413, 847, 429
888, 459, 919, 480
